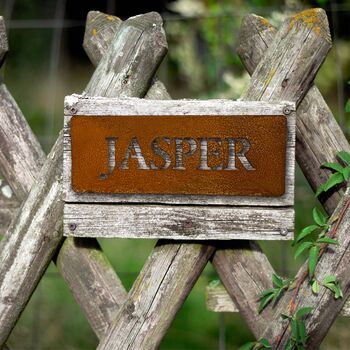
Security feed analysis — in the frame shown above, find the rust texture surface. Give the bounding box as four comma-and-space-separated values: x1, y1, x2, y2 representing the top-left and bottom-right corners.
70, 115, 287, 197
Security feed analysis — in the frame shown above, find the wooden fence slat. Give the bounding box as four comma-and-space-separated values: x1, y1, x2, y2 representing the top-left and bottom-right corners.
83, 11, 170, 100
262, 188, 350, 348
212, 8, 332, 338
0, 12, 167, 345
0, 18, 127, 342
84, 12, 167, 98
97, 242, 215, 350
237, 13, 350, 215
55, 238, 127, 339
0, 196, 19, 235
0, 133, 63, 345
213, 11, 350, 344
206, 282, 350, 316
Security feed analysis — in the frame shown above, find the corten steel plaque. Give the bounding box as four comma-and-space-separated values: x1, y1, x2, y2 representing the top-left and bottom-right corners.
63, 97, 296, 240
70, 115, 287, 197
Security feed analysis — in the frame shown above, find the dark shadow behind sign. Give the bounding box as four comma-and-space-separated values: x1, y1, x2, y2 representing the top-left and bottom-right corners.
63, 95, 296, 240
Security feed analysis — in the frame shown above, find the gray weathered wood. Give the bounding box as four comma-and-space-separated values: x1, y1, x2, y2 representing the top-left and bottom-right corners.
83, 11, 122, 67
0, 133, 63, 345
206, 11, 350, 324
97, 242, 215, 350
64, 204, 294, 240
0, 17, 8, 66
0, 83, 45, 201
83, 11, 171, 100
83, 12, 215, 349
261, 187, 350, 348
206, 282, 350, 317
94, 9, 331, 348
55, 237, 127, 339
237, 12, 349, 215
0, 22, 128, 342
213, 241, 275, 336
84, 12, 167, 98
0, 196, 19, 235
212, 8, 332, 338
63, 97, 295, 208
0, 11, 168, 343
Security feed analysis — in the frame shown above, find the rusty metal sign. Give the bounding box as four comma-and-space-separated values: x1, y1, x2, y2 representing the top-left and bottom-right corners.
70, 114, 287, 197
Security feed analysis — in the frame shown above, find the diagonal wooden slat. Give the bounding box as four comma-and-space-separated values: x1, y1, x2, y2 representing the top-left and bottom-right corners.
213, 8, 332, 338
0, 12, 167, 346
236, 13, 350, 215
261, 187, 350, 348
97, 8, 331, 349
208, 9, 350, 320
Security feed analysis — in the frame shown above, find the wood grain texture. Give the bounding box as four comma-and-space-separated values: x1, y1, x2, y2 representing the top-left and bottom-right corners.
0, 11, 168, 342
212, 8, 332, 339
240, 8, 331, 105
97, 242, 215, 350
64, 204, 294, 240
0, 17, 8, 67
234, 10, 350, 348
0, 82, 45, 201
237, 12, 349, 215
0, 134, 63, 346
0, 196, 19, 235
213, 241, 275, 336
56, 11, 170, 338
83, 11, 122, 67
261, 188, 350, 348
206, 282, 350, 316
63, 97, 295, 207
55, 237, 127, 339
83, 11, 171, 100
84, 12, 168, 98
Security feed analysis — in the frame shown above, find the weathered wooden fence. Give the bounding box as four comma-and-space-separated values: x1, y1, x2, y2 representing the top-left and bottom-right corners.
0, 7, 349, 349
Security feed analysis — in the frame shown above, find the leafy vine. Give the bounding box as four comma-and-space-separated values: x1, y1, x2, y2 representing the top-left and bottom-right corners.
239, 150, 350, 350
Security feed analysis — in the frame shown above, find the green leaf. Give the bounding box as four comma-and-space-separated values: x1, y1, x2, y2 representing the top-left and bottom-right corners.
323, 275, 337, 284
258, 338, 271, 348
338, 150, 350, 166
285, 339, 294, 350
258, 288, 275, 299
295, 225, 319, 244
345, 99, 350, 113
239, 342, 256, 350
309, 246, 320, 278
272, 287, 284, 306
342, 166, 350, 181
297, 319, 307, 344
291, 318, 299, 340
312, 280, 320, 294
297, 345, 306, 350
321, 162, 344, 173
294, 242, 313, 259
315, 184, 325, 197
312, 207, 327, 226
323, 172, 344, 192
272, 273, 283, 288
295, 307, 313, 319
317, 237, 339, 245
258, 293, 274, 313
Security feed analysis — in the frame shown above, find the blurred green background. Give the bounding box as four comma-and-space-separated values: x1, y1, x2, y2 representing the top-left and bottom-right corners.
1, 0, 350, 349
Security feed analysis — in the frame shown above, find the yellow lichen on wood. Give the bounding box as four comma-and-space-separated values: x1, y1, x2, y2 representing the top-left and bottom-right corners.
92, 28, 97, 37
289, 8, 327, 39
263, 67, 277, 90
107, 15, 115, 21
260, 17, 272, 29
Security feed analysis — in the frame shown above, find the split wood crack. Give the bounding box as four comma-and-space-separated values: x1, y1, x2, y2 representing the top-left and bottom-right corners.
0, 7, 349, 350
